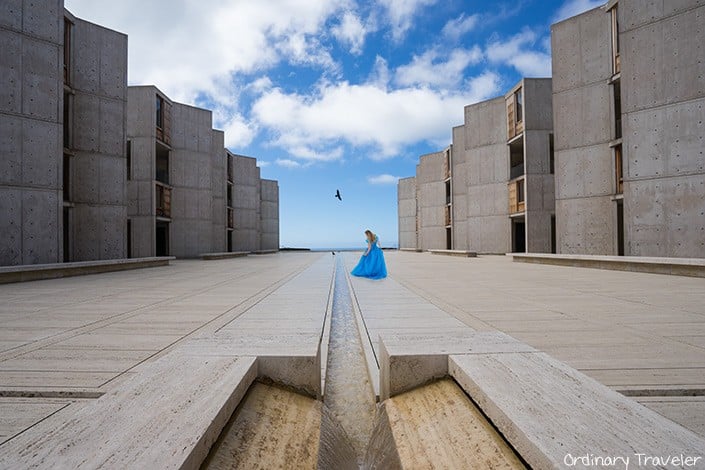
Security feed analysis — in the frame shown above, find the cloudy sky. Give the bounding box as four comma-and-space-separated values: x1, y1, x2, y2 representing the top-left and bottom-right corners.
65, 0, 603, 248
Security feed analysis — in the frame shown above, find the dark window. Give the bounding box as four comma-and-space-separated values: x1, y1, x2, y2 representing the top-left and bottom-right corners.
63, 153, 70, 202
156, 95, 164, 128
517, 180, 525, 203
126, 140, 132, 180
63, 207, 70, 262
445, 180, 451, 205
549, 133, 555, 174
127, 219, 132, 258
617, 201, 624, 256
63, 91, 71, 149
615, 144, 623, 194
515, 89, 523, 123
63, 18, 72, 84
613, 80, 622, 139
551, 215, 556, 254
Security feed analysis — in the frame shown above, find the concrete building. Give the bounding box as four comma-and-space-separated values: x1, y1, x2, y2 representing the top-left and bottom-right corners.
397, 177, 418, 250
452, 97, 510, 254
552, 0, 705, 257
226, 152, 280, 253
400, 79, 555, 254
1, 2, 128, 266
396, 149, 451, 251
128, 86, 272, 257
127, 87, 278, 258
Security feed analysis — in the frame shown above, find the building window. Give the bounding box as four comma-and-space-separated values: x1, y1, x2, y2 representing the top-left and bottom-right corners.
614, 144, 623, 194
63, 153, 71, 202
613, 80, 622, 139
549, 133, 555, 174
63, 18, 72, 84
610, 5, 620, 74
515, 89, 523, 123
126, 140, 132, 180
127, 219, 132, 258
63, 91, 72, 149
156, 95, 164, 129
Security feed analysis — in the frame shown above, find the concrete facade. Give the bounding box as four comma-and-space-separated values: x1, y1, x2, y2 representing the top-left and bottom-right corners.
452, 97, 510, 254
417, 150, 449, 251
401, 80, 555, 255
229, 154, 261, 252
0, 2, 128, 266
397, 177, 418, 250
67, 13, 128, 262
552, 0, 705, 257
552, 6, 618, 255
259, 179, 280, 251
127, 88, 277, 257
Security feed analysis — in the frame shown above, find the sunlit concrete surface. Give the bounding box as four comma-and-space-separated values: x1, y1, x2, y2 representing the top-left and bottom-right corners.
377, 251, 705, 437
1, 249, 704, 466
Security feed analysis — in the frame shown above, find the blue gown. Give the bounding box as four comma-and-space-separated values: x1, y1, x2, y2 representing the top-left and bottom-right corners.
351, 238, 387, 280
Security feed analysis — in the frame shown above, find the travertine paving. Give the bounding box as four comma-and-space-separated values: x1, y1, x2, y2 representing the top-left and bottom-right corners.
377, 251, 705, 437
1, 248, 705, 463
0, 253, 321, 445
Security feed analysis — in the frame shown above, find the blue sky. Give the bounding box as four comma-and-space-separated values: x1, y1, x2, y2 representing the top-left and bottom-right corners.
65, 0, 602, 249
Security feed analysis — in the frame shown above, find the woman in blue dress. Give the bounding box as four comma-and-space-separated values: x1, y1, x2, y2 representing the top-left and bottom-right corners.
351, 230, 387, 280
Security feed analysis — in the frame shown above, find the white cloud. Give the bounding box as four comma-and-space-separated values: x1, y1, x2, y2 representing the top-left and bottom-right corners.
252, 71, 500, 160
442, 13, 480, 39
331, 11, 368, 54
276, 159, 303, 168
368, 174, 402, 185
64, 0, 351, 102
368, 56, 391, 89
258, 161, 272, 167
378, 0, 439, 41
553, 0, 605, 23
222, 114, 257, 149
395, 46, 483, 88
486, 29, 552, 77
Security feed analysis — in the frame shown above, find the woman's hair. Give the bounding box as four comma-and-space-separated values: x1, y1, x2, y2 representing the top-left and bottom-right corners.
365, 230, 376, 242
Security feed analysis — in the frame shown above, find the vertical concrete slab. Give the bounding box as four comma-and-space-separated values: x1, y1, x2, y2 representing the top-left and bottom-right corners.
397, 177, 418, 250
416, 151, 447, 250
0, 1, 63, 265
69, 18, 127, 262
552, 7, 616, 256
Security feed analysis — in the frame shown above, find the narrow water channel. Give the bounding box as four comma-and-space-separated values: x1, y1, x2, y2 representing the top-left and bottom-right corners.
323, 255, 377, 466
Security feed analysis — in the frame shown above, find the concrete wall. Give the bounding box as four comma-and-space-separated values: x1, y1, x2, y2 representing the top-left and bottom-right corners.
620, 0, 705, 257
68, 15, 127, 262
551, 7, 616, 255
260, 179, 279, 251
450, 126, 468, 250
416, 151, 446, 250
522, 78, 555, 253
126, 86, 162, 258
397, 177, 418, 250
169, 102, 215, 258
211, 131, 226, 253
462, 97, 511, 254
0, 0, 64, 265
231, 154, 261, 252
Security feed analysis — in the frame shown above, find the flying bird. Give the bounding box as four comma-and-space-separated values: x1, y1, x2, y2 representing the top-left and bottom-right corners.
335, 189, 342, 201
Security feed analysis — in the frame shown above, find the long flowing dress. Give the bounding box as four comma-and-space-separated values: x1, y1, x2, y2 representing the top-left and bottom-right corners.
351, 237, 387, 280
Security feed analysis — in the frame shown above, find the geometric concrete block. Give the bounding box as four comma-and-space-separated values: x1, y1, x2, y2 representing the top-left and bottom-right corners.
450, 352, 705, 470
379, 332, 535, 400
0, 352, 257, 470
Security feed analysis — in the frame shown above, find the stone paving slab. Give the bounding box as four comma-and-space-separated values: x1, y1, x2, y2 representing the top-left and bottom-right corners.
450, 352, 705, 469
382, 251, 705, 436
0, 400, 70, 443
0, 352, 258, 470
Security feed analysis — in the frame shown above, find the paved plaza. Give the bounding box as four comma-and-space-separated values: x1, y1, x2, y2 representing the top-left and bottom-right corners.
1, 251, 704, 455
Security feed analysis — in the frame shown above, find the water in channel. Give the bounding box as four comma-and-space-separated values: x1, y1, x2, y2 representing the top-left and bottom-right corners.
323, 255, 377, 466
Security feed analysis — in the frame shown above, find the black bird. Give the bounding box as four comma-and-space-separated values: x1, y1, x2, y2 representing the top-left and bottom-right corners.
335, 189, 342, 201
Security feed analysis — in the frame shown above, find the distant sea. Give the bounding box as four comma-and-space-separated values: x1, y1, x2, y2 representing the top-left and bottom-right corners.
281, 244, 399, 252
